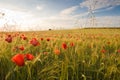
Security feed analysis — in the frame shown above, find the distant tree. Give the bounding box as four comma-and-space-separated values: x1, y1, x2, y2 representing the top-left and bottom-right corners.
49, 29, 52, 31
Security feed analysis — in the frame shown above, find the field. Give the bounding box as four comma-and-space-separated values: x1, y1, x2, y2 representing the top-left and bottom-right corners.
0, 29, 120, 80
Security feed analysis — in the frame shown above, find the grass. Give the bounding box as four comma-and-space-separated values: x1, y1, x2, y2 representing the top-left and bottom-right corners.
0, 29, 120, 80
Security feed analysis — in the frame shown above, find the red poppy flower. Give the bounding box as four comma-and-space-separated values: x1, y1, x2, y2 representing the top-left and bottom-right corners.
101, 49, 106, 53
20, 34, 24, 38
19, 46, 24, 51
107, 42, 110, 44
40, 38, 43, 41
46, 38, 50, 41
20, 34, 27, 40
70, 42, 74, 47
13, 46, 19, 52
25, 54, 34, 60
117, 49, 120, 53
62, 42, 67, 49
5, 35, 12, 43
54, 49, 60, 55
11, 54, 25, 66
23, 36, 27, 40
30, 38, 40, 46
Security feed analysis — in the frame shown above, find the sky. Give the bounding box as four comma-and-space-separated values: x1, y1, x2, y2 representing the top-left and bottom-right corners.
0, 0, 120, 31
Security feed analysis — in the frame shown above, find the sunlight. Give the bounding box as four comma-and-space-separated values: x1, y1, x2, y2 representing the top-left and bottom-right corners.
0, 8, 36, 31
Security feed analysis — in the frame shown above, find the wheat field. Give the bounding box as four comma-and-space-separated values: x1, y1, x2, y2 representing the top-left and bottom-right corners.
0, 29, 120, 80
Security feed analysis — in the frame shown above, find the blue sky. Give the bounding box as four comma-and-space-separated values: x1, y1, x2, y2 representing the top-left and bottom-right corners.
0, 0, 120, 31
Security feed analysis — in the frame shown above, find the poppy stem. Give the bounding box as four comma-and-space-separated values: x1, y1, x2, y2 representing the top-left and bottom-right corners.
5, 66, 18, 80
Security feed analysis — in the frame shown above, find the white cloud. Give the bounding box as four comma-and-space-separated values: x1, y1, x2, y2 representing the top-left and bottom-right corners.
36, 5, 43, 11
96, 16, 120, 27
80, 0, 120, 10
73, 12, 89, 18
60, 6, 78, 15
0, 2, 27, 12
33, 6, 79, 30
36, 6, 80, 29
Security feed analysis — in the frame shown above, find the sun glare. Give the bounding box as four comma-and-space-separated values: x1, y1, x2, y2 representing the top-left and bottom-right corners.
0, 9, 37, 31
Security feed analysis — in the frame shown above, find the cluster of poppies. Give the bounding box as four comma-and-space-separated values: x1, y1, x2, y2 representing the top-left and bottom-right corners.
53, 42, 74, 55
5, 34, 75, 66
12, 46, 25, 52
5, 34, 28, 43
11, 53, 34, 66
61, 42, 74, 50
